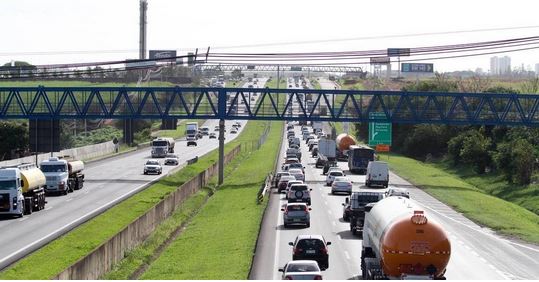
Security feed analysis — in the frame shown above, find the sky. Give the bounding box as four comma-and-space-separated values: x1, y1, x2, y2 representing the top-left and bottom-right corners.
1, 0, 539, 73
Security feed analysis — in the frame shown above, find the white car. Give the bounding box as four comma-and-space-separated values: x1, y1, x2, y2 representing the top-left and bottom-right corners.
331, 176, 352, 195
386, 187, 410, 198
279, 260, 323, 280
326, 170, 344, 186
288, 168, 305, 182
164, 154, 179, 165
144, 159, 162, 175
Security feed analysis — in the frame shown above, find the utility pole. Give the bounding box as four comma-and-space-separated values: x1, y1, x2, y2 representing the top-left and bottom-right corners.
139, 0, 147, 61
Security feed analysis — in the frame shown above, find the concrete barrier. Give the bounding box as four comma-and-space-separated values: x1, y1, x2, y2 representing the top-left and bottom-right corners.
0, 141, 115, 167
53, 145, 242, 280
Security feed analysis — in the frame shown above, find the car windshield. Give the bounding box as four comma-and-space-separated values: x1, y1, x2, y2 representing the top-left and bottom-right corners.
152, 140, 168, 146
146, 161, 159, 165
352, 148, 375, 158
330, 171, 343, 176
0, 180, 16, 190
287, 263, 319, 272
40, 164, 66, 172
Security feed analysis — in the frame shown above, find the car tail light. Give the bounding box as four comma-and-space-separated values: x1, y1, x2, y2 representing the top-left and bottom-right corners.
285, 275, 293, 280
294, 248, 303, 255
321, 247, 328, 254
314, 275, 323, 280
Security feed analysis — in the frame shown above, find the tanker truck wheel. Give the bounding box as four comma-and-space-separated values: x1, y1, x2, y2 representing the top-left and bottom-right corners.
23, 198, 32, 215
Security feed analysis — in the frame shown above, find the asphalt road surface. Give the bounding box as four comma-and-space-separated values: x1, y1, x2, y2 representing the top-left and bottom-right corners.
0, 80, 265, 270
250, 78, 539, 280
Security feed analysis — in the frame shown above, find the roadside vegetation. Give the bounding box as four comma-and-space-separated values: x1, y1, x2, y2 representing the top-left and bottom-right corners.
0, 121, 270, 280
140, 121, 283, 279
346, 74, 539, 243
386, 153, 539, 243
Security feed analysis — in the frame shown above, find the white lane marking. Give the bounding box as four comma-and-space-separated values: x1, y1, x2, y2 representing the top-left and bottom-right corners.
327, 210, 332, 215
65, 198, 73, 202
84, 191, 90, 194
44, 206, 52, 211
324, 201, 328, 205
419, 201, 539, 253
332, 221, 336, 226
18, 217, 28, 222
344, 251, 351, 260
0, 181, 153, 266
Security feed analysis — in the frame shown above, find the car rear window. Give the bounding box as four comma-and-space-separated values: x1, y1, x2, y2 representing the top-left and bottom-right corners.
297, 239, 325, 249
287, 263, 319, 272
330, 171, 343, 176
287, 205, 306, 211
291, 185, 308, 191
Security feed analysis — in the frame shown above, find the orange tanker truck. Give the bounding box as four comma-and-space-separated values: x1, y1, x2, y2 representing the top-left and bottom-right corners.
335, 133, 356, 161
361, 196, 451, 279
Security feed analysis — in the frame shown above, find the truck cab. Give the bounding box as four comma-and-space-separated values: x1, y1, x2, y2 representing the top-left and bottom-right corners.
346, 191, 386, 235
40, 157, 70, 194
0, 163, 46, 217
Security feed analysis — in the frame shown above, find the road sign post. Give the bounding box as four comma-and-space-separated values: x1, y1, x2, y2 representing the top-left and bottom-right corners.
368, 112, 392, 146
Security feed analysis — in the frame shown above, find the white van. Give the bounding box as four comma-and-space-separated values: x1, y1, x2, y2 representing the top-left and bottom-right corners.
365, 161, 389, 188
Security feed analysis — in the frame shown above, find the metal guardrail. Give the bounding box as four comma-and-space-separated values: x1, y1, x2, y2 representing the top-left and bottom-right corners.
187, 156, 198, 165
257, 172, 273, 204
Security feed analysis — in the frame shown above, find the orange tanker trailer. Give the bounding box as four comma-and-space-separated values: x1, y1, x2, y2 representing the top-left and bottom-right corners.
361, 196, 451, 279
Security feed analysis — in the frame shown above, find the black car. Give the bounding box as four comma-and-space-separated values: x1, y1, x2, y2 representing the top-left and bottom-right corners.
311, 146, 318, 157
289, 235, 331, 270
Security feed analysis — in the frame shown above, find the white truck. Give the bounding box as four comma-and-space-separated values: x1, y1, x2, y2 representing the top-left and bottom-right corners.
0, 163, 47, 217
186, 122, 199, 146
151, 137, 175, 158
40, 157, 85, 195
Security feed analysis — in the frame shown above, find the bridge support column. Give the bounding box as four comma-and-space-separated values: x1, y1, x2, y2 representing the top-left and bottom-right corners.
123, 119, 134, 146
218, 119, 225, 185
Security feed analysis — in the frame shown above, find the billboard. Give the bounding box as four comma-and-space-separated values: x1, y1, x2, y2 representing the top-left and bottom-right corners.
149, 50, 177, 61
401, 63, 434, 73
387, 48, 410, 57
370, 57, 390, 64
125, 59, 156, 69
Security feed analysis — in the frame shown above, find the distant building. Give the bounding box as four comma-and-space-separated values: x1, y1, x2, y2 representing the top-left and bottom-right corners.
490, 56, 511, 76
535, 63, 539, 75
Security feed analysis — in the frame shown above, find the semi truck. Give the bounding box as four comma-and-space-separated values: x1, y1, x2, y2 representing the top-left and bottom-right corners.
151, 137, 175, 158
315, 138, 336, 168
361, 197, 451, 280
40, 157, 85, 195
0, 163, 47, 217
335, 133, 357, 161
186, 122, 198, 139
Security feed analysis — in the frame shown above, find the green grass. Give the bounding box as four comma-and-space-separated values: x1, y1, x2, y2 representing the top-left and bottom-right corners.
433, 161, 539, 216
140, 122, 283, 279
386, 153, 539, 243
104, 188, 210, 280
310, 79, 321, 89
0, 121, 271, 280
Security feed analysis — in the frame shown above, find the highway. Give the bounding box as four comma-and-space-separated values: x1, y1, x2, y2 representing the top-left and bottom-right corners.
0, 79, 266, 270
250, 78, 539, 280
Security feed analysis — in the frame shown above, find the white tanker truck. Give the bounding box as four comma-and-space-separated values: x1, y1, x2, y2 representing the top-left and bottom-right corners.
0, 163, 47, 217
361, 196, 451, 279
40, 157, 85, 195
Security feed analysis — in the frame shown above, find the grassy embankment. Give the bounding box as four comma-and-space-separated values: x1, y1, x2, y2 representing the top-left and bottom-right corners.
0, 121, 271, 280
139, 121, 283, 279
386, 153, 539, 244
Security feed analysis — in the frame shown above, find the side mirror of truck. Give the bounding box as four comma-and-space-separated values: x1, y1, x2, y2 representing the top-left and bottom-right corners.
326, 242, 332, 246
280, 208, 285, 211
345, 197, 349, 204
288, 242, 294, 246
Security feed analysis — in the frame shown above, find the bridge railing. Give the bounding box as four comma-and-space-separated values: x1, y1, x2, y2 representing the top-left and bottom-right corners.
0, 86, 538, 126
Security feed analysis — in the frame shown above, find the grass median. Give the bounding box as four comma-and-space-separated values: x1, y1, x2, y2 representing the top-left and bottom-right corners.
140, 121, 283, 279
0, 121, 270, 280
386, 153, 539, 244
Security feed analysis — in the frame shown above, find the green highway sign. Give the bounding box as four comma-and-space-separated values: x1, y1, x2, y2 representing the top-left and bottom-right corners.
368, 112, 392, 146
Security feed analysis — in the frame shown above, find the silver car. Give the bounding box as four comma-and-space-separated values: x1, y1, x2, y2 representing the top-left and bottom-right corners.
331, 176, 352, 195
279, 260, 322, 280
281, 202, 311, 228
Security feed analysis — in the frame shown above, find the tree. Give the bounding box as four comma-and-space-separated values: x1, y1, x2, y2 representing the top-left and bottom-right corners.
0, 121, 29, 160
459, 131, 491, 173
494, 139, 536, 185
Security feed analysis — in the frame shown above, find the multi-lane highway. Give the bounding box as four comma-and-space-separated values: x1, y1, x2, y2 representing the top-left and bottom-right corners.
0, 80, 266, 270
250, 78, 539, 280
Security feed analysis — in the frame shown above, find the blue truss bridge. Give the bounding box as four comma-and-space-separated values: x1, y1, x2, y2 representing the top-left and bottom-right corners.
0, 86, 538, 126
